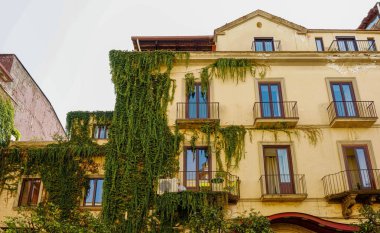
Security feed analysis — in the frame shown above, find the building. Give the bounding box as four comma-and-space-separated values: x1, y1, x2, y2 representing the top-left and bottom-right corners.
358, 2, 380, 30
0, 54, 65, 141
2, 6, 380, 233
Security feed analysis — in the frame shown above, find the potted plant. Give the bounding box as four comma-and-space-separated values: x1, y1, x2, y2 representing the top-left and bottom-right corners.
211, 177, 224, 192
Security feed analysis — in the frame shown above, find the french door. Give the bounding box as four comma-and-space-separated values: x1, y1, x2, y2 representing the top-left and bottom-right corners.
343, 145, 375, 190
331, 82, 357, 117
264, 146, 294, 194
184, 148, 211, 190
187, 84, 208, 119
259, 83, 283, 118
337, 37, 358, 51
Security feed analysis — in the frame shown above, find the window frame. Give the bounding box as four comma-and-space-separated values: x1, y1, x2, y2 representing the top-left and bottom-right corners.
185, 82, 210, 119
254, 37, 275, 52
258, 82, 284, 118
92, 125, 109, 139
18, 178, 42, 207
315, 38, 324, 51
336, 36, 358, 51
183, 146, 211, 190
83, 178, 104, 207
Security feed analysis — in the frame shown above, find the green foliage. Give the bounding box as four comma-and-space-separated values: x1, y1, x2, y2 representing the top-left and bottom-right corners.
103, 50, 187, 231
219, 126, 246, 171
66, 111, 113, 143
227, 209, 273, 233
0, 142, 104, 220
156, 191, 227, 230
357, 205, 380, 233
187, 206, 225, 233
3, 203, 107, 233
200, 68, 210, 97
185, 73, 196, 97
0, 96, 19, 148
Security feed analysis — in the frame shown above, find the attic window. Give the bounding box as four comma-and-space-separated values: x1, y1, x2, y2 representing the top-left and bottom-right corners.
253, 38, 275, 52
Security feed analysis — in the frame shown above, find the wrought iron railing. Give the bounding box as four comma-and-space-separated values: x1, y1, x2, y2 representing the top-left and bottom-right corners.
159, 171, 239, 197
176, 102, 219, 120
328, 40, 377, 51
253, 101, 299, 121
259, 174, 307, 195
322, 169, 380, 198
252, 40, 281, 52
327, 101, 377, 122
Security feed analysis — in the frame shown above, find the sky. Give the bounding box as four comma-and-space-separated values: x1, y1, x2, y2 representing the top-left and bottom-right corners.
0, 0, 377, 128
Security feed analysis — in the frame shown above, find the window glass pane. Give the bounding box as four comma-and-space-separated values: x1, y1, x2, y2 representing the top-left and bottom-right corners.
315, 39, 324, 51
85, 180, 95, 206
277, 149, 291, 182
94, 180, 103, 205
93, 126, 99, 139
198, 86, 208, 118
337, 40, 347, 51
255, 41, 264, 51
356, 148, 371, 188
186, 149, 196, 187
99, 126, 106, 139
346, 40, 356, 51
30, 180, 41, 205
332, 84, 345, 117
270, 85, 281, 117
188, 86, 197, 119
342, 84, 356, 117
19, 180, 31, 206
260, 85, 271, 117
264, 41, 274, 51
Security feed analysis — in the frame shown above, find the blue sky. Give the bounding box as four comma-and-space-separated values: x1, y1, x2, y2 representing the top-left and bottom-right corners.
0, 0, 377, 126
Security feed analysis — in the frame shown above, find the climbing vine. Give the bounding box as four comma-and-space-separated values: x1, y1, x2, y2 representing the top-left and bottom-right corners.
0, 96, 19, 148
66, 111, 113, 143
219, 126, 246, 171
103, 50, 187, 231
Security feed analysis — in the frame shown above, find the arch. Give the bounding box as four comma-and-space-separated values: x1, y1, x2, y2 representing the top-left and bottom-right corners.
268, 212, 358, 233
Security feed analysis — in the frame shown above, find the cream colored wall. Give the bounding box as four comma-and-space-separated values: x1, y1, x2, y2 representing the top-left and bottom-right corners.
168, 53, 380, 224
215, 16, 380, 52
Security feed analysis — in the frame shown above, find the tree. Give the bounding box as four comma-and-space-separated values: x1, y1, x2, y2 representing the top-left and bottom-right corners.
357, 205, 380, 233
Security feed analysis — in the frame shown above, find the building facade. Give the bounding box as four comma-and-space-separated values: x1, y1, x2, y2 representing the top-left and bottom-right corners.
0, 54, 65, 141
2, 8, 380, 233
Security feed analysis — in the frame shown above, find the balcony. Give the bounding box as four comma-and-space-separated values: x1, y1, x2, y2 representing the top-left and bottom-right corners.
322, 169, 380, 200
328, 40, 377, 52
327, 101, 377, 127
176, 102, 220, 128
252, 40, 281, 52
158, 171, 240, 202
253, 101, 299, 128
259, 174, 307, 201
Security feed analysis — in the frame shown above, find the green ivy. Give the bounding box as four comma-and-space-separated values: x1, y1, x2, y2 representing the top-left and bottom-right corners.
0, 96, 19, 147
66, 111, 113, 143
103, 51, 187, 231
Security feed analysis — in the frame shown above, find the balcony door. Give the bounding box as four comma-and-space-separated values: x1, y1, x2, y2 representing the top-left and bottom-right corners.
343, 146, 375, 190
184, 147, 211, 190
259, 83, 283, 118
187, 84, 208, 119
336, 37, 358, 51
264, 146, 294, 194
331, 82, 357, 117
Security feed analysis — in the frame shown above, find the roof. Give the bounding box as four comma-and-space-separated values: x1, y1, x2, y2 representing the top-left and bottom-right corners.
131, 36, 215, 51
358, 2, 380, 29
214, 9, 308, 35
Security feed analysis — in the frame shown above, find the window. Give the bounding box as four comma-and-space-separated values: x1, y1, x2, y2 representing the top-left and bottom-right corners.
336, 37, 358, 51
84, 178, 103, 207
367, 38, 377, 51
342, 145, 374, 190
263, 146, 294, 194
254, 38, 275, 52
184, 147, 210, 189
93, 125, 108, 139
187, 83, 208, 119
330, 82, 357, 117
18, 179, 41, 207
315, 38, 324, 51
259, 82, 283, 118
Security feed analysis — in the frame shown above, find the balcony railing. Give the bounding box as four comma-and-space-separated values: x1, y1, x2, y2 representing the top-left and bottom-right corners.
176, 102, 219, 120
253, 101, 299, 128
327, 101, 377, 123
328, 40, 377, 52
259, 174, 307, 196
159, 171, 240, 200
322, 169, 380, 199
252, 40, 281, 52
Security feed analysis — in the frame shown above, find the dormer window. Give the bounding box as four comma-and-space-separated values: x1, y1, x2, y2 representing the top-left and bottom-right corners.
253, 38, 275, 51
93, 125, 109, 139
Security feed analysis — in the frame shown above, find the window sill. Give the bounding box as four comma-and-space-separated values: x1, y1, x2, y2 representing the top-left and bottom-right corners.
80, 206, 102, 211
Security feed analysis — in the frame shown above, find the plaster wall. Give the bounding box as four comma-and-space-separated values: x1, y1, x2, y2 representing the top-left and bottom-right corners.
0, 55, 65, 141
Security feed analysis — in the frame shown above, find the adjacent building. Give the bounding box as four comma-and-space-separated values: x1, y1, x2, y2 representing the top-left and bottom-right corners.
0, 54, 65, 141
